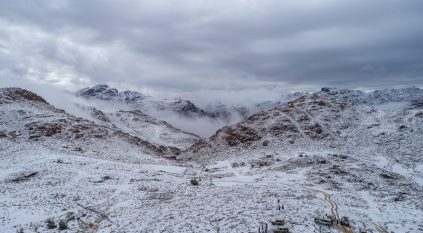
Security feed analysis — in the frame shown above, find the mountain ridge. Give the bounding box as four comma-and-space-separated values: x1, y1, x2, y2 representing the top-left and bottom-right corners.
0, 87, 185, 159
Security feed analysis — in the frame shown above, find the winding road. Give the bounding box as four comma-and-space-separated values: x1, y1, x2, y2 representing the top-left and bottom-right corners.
306, 188, 353, 233
307, 188, 391, 233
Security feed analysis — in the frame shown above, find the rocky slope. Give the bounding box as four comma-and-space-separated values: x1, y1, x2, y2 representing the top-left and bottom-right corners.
79, 105, 201, 151
188, 87, 423, 156
0, 88, 181, 160
185, 87, 423, 209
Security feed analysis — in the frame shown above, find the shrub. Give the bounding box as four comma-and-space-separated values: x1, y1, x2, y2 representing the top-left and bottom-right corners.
190, 178, 199, 186
66, 212, 76, 221
58, 219, 68, 230
46, 219, 57, 229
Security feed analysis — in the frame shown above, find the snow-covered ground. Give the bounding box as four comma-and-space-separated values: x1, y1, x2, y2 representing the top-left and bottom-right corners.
1, 143, 422, 232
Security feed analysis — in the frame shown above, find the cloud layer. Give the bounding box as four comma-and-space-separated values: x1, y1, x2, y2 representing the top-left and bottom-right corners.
0, 0, 422, 103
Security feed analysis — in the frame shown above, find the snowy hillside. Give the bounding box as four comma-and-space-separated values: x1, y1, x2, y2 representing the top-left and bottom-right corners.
79, 105, 201, 150
183, 87, 423, 232
0, 88, 181, 159
1, 87, 422, 233
187, 88, 423, 183
189, 87, 423, 154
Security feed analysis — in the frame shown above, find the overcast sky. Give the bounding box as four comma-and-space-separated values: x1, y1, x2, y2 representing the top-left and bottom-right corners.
0, 0, 422, 103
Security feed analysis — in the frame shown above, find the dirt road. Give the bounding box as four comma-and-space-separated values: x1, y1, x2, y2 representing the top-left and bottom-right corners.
306, 188, 353, 233
307, 188, 392, 233
371, 222, 390, 233
307, 188, 339, 219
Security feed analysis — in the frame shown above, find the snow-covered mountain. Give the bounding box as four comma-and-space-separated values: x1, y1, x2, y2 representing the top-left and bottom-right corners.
76, 84, 309, 121
77, 84, 208, 118
316, 86, 423, 106
75, 84, 258, 137
0, 88, 183, 159
78, 105, 200, 151
188, 87, 423, 170
77, 84, 423, 129
1, 86, 422, 233
76, 84, 146, 103
182, 86, 423, 232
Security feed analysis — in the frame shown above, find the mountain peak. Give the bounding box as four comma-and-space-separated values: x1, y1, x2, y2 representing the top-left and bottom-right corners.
76, 84, 120, 100
76, 85, 209, 118
0, 87, 47, 104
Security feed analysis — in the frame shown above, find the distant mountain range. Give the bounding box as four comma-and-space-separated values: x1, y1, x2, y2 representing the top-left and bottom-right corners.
76, 84, 261, 122
76, 84, 423, 123
77, 84, 230, 118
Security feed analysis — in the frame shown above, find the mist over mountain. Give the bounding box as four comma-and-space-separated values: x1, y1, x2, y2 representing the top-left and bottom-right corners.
74, 84, 255, 137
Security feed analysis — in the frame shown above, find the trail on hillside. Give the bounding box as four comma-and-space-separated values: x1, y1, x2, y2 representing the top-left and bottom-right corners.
306, 188, 354, 233
371, 222, 390, 233
307, 188, 339, 219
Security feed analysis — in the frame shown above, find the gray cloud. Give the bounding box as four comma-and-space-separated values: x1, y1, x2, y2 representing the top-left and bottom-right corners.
0, 0, 422, 102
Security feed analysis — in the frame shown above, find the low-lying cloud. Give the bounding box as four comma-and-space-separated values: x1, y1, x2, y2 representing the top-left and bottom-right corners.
145, 108, 244, 138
